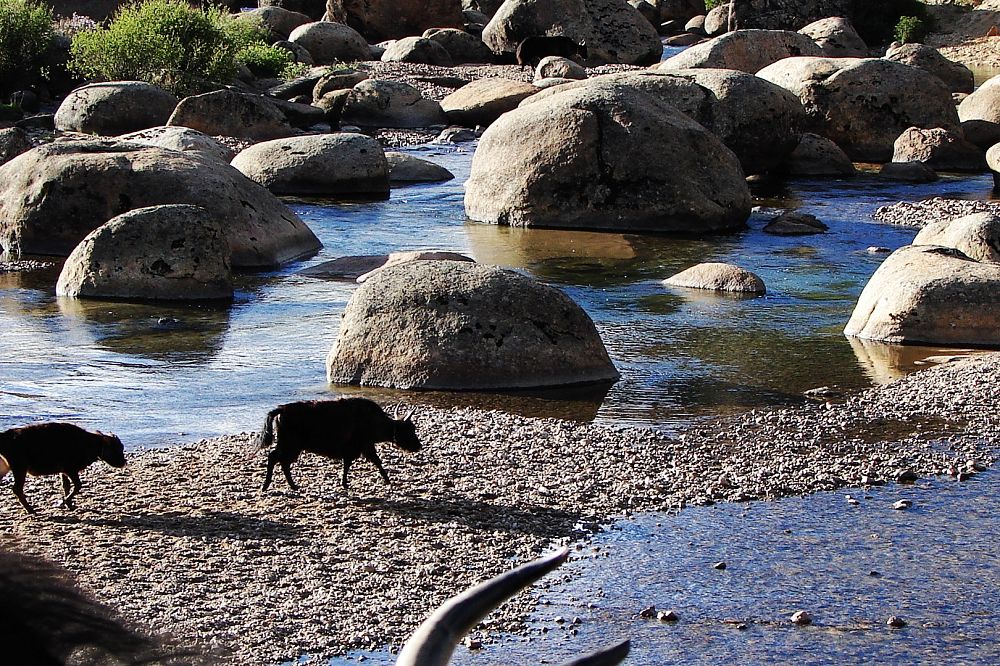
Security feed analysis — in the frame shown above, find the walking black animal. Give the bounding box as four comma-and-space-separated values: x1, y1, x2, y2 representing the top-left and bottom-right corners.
515, 36, 588, 70
0, 423, 126, 514
258, 399, 422, 492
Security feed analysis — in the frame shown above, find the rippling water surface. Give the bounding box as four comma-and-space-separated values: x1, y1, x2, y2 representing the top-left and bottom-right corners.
0, 147, 997, 447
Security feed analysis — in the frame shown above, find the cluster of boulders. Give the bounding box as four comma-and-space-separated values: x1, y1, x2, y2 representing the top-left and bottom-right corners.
5, 0, 1000, 389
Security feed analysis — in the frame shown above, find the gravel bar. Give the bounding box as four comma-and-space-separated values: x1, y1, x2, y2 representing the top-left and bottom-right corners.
872, 196, 1000, 228
1, 354, 998, 663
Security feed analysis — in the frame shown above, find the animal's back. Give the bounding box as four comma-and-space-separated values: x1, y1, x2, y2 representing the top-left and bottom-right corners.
274, 398, 389, 453
0, 423, 101, 475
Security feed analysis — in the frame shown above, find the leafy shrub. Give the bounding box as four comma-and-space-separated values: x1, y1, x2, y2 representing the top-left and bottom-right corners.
238, 42, 294, 78
704, 0, 725, 9
0, 0, 54, 93
851, 0, 930, 45
894, 15, 928, 44
69, 0, 274, 96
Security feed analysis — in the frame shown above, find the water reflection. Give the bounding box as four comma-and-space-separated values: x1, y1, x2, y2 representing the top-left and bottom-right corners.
848, 336, 990, 385
56, 297, 232, 363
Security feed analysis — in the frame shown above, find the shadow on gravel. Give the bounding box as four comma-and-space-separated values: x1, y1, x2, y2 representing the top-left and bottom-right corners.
46, 510, 303, 540
358, 496, 585, 538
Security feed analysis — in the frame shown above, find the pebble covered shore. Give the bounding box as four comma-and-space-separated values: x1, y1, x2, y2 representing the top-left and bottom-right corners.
0, 354, 997, 664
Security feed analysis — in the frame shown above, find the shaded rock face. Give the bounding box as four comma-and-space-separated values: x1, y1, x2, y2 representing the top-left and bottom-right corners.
663, 262, 765, 293
885, 43, 974, 95
784, 132, 855, 177
989, 143, 1000, 188
757, 57, 960, 162
381, 37, 454, 66
324, 0, 464, 41
730, 0, 851, 31
423, 28, 495, 64
240, 7, 313, 40
482, 0, 662, 65
115, 126, 235, 163
465, 81, 751, 232
797, 16, 867, 57
326, 261, 620, 389
54, 82, 178, 136
259, 0, 327, 19
912, 213, 1000, 264
440, 77, 539, 127
385, 152, 455, 183
355, 250, 474, 282
879, 160, 937, 183
56, 205, 233, 301
763, 210, 828, 235
313, 68, 369, 100
844, 244, 1000, 346
891, 127, 985, 173
0, 142, 321, 268
341, 80, 447, 128
660, 29, 822, 73
288, 21, 371, 64
0, 128, 32, 166
958, 75, 1000, 125
231, 133, 389, 198
167, 89, 294, 141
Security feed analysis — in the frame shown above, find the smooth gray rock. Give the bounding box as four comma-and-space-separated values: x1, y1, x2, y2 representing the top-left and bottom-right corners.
115, 126, 235, 163
891, 126, 986, 173
381, 37, 454, 66
341, 80, 447, 128
441, 77, 539, 127
885, 42, 974, 94
168, 89, 295, 140
288, 21, 371, 64
798, 17, 867, 57
912, 212, 1000, 264
54, 82, 178, 136
784, 132, 855, 177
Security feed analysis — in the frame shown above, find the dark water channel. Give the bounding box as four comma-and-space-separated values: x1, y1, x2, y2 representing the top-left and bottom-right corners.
0, 146, 997, 447
326, 470, 1000, 665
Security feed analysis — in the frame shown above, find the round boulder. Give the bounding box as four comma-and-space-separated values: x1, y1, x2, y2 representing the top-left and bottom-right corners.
661, 29, 823, 73
341, 80, 447, 128
988, 142, 1000, 187
54, 82, 178, 136
536, 56, 587, 81
797, 17, 867, 57
844, 245, 1000, 345
115, 126, 235, 163
326, 261, 620, 389
879, 161, 937, 183
663, 262, 765, 293
912, 212, 1000, 264
703, 3, 731, 37
763, 211, 828, 235
958, 75, 1000, 125
0, 127, 32, 166
0, 141, 321, 268
288, 21, 371, 64
385, 152, 455, 183
167, 89, 294, 141
891, 127, 985, 173
324, 0, 464, 41
885, 43, 974, 94
784, 132, 855, 177
465, 81, 751, 232
423, 28, 494, 64
440, 77, 539, 127
56, 205, 233, 301
240, 6, 312, 40
231, 133, 389, 197
381, 36, 453, 66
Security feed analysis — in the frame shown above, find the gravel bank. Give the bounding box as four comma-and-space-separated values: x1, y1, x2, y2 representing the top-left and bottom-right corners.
1, 354, 997, 664
872, 196, 1000, 227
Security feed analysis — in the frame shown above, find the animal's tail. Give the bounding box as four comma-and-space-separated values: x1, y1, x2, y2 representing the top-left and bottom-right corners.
254, 408, 281, 451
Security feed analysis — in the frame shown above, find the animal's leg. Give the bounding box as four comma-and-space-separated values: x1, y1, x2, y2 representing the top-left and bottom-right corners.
341, 458, 352, 491
61, 472, 83, 509
12, 469, 34, 514
263, 450, 279, 490
279, 457, 298, 491
364, 449, 392, 485
60, 474, 73, 508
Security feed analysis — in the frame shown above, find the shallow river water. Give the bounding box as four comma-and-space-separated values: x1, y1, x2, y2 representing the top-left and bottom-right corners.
0, 147, 997, 448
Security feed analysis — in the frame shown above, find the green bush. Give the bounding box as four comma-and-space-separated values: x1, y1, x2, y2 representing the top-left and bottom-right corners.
69, 0, 275, 96
0, 0, 55, 93
894, 15, 928, 44
851, 0, 930, 45
704, 0, 725, 9
238, 42, 293, 78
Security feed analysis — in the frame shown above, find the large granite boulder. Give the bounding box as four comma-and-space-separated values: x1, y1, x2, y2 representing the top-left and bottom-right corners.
380, 37, 454, 66
465, 81, 751, 231
167, 89, 295, 140
912, 213, 1000, 264
784, 132, 855, 176
341, 80, 447, 128
326, 261, 620, 389
231, 133, 389, 197
324, 0, 464, 41
288, 21, 371, 64
730, 0, 852, 31
424, 27, 495, 63
757, 57, 960, 162
239, 6, 312, 40
482, 0, 662, 65
54, 82, 178, 136
440, 77, 539, 126
663, 262, 765, 293
536, 56, 587, 81
115, 126, 235, 163
0, 141, 321, 268
0, 128, 32, 166
660, 29, 822, 73
844, 244, 1000, 345
885, 43, 974, 94
56, 205, 233, 301
891, 127, 985, 173
797, 16, 867, 57
958, 75, 1000, 125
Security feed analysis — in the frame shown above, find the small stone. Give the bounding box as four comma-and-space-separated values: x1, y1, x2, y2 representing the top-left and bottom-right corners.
657, 610, 679, 622
869, 570, 881, 577
464, 637, 482, 650
554, 616, 565, 624
886, 615, 906, 628
713, 561, 727, 570
790, 610, 812, 625
896, 470, 918, 484
638, 605, 657, 619
867, 246, 892, 254
893, 500, 913, 510
736, 623, 748, 631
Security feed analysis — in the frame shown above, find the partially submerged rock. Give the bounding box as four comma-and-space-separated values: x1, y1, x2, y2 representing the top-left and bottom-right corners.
56, 204, 233, 301
327, 261, 620, 389
764, 211, 828, 235
879, 161, 938, 183
385, 152, 455, 183
891, 126, 985, 173
784, 133, 855, 177
356, 250, 474, 282
663, 262, 766, 294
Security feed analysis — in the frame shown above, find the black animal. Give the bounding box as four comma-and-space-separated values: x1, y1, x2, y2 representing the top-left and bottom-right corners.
257, 399, 421, 492
515, 35, 588, 70
0, 423, 126, 514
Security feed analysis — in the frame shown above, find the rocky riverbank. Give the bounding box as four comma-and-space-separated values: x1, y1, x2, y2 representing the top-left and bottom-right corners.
0, 354, 997, 664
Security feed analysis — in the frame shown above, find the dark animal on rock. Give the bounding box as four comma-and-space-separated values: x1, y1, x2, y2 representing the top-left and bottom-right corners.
396, 548, 630, 666
515, 36, 588, 70
257, 398, 421, 492
0, 422, 126, 514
